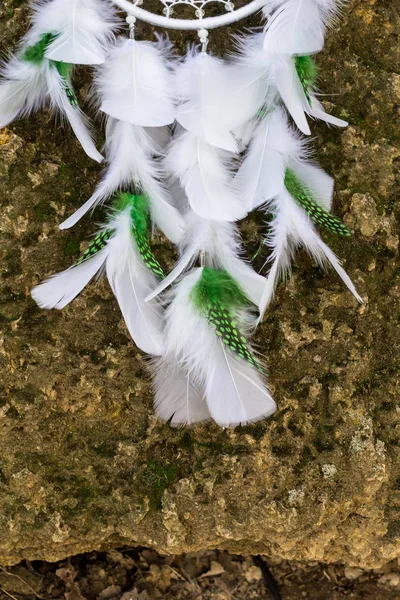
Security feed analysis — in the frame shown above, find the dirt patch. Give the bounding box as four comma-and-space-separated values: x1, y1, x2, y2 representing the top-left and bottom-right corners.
1, 548, 400, 600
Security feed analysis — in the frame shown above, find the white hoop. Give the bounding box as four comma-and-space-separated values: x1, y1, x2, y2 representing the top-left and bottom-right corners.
112, 0, 266, 30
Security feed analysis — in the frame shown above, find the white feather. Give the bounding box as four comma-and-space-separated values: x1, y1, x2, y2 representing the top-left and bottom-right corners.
234, 103, 334, 213
259, 188, 362, 316
33, 208, 164, 355
31, 0, 119, 65
262, 0, 328, 55
0, 42, 103, 161
31, 248, 108, 310
273, 54, 312, 135
152, 359, 210, 426
166, 130, 245, 222
309, 96, 348, 128
45, 65, 104, 163
233, 118, 257, 150
163, 269, 276, 427
60, 119, 184, 244
204, 346, 276, 428
106, 210, 164, 355
230, 34, 347, 135
98, 38, 175, 126
146, 213, 265, 306
227, 33, 275, 120
236, 107, 305, 211
175, 51, 239, 153
0, 55, 47, 128
273, 55, 348, 134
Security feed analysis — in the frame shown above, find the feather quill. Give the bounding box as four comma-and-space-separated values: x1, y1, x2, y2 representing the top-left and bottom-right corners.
32, 200, 164, 355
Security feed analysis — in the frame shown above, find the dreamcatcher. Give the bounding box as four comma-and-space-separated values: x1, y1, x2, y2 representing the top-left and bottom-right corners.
1, 0, 361, 427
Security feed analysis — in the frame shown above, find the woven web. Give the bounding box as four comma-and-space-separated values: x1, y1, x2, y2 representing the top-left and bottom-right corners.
134, 0, 237, 19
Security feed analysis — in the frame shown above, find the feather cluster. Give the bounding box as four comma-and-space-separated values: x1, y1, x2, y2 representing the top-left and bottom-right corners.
25, 0, 360, 428
0, 0, 122, 160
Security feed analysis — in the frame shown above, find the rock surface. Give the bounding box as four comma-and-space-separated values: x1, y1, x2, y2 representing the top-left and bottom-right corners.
0, 0, 399, 569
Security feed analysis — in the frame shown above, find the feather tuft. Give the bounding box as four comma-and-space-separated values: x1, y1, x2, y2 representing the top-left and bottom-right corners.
31, 0, 120, 65
97, 37, 175, 126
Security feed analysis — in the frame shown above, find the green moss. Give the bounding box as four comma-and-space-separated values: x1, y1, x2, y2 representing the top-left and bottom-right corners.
34, 201, 56, 220
63, 238, 81, 257
239, 422, 268, 441
6, 406, 20, 419
12, 384, 38, 404
293, 445, 314, 475
91, 440, 118, 459
0, 464, 7, 485
314, 424, 336, 453
3, 249, 22, 278
287, 419, 305, 438
385, 518, 400, 540
180, 431, 194, 450
271, 442, 294, 457
140, 459, 179, 510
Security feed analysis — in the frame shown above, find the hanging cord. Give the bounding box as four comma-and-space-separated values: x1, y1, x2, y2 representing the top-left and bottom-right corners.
126, 14, 137, 38
197, 28, 209, 52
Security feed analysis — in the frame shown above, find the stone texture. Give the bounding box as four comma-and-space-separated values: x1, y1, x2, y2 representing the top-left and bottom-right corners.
0, 0, 399, 569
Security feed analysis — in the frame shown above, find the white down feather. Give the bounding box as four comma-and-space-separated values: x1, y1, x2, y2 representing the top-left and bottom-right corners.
146, 212, 265, 307
97, 37, 175, 126
165, 129, 245, 222
32, 207, 164, 355
175, 51, 239, 153
31, 0, 119, 65
259, 188, 362, 316
60, 119, 184, 244
159, 269, 276, 427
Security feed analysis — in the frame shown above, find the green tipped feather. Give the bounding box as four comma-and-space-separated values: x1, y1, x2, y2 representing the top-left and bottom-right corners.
53, 61, 77, 107
295, 55, 317, 105
76, 230, 113, 265
285, 169, 351, 237
21, 33, 77, 108
114, 192, 164, 278
21, 33, 57, 65
191, 268, 263, 372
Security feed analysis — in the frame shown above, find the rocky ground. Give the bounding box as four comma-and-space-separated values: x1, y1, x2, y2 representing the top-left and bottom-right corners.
2, 548, 400, 600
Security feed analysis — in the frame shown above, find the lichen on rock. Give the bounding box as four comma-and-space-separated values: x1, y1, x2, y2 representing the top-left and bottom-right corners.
0, 0, 399, 570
